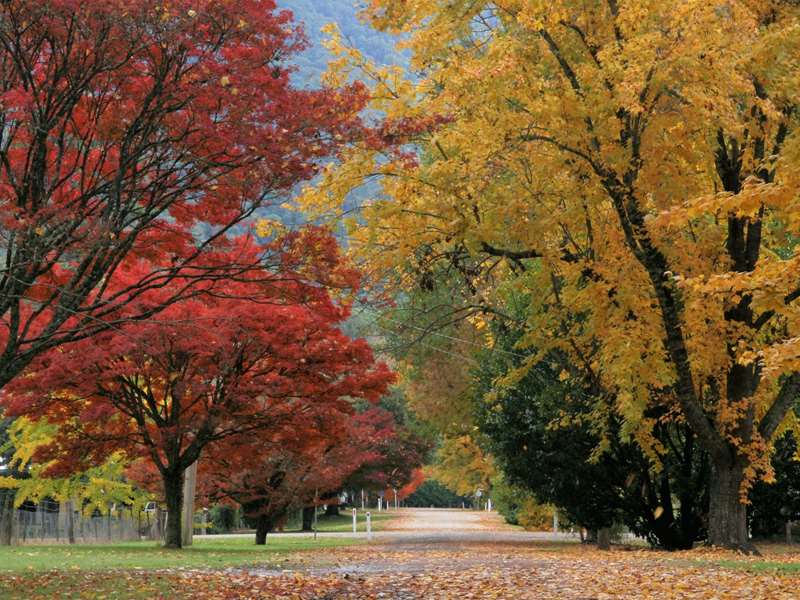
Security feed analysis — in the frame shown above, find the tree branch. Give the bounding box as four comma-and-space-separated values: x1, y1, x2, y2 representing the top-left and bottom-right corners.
480, 242, 542, 260
759, 373, 800, 441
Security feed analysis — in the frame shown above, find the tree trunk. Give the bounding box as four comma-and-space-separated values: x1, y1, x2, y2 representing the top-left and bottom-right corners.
597, 527, 611, 550
163, 470, 184, 549
707, 460, 754, 552
0, 489, 14, 546
301, 506, 315, 532
255, 515, 272, 545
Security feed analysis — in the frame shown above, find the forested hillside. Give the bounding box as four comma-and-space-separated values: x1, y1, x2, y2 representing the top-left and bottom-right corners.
279, 0, 406, 84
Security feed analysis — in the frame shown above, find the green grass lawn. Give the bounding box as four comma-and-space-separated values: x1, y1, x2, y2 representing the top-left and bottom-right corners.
0, 510, 400, 575
0, 536, 361, 573
713, 559, 800, 573
0, 512, 400, 598
706, 546, 800, 574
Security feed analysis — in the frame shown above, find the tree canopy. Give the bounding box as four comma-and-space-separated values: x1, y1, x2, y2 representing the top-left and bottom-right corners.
303, 0, 800, 550
0, 0, 368, 389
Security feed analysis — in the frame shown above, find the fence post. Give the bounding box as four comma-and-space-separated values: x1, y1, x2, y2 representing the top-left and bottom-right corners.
313, 489, 318, 541
0, 490, 14, 546
152, 507, 164, 542
366, 511, 372, 542
66, 500, 76, 544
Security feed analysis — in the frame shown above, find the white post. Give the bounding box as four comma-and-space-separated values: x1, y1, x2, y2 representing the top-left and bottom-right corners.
352, 508, 357, 534
361, 489, 365, 510
181, 461, 198, 547
487, 498, 492, 512
366, 511, 372, 541
394, 488, 398, 510
553, 511, 559, 533
377, 495, 382, 512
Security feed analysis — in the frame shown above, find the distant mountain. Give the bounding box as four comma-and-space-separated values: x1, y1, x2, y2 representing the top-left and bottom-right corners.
278, 0, 407, 85
251, 2, 404, 234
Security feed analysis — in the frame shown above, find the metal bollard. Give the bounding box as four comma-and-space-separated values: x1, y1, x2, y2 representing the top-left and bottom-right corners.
366, 511, 372, 541
352, 508, 357, 534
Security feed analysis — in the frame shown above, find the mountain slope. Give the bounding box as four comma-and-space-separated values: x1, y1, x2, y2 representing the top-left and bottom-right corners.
278, 0, 406, 84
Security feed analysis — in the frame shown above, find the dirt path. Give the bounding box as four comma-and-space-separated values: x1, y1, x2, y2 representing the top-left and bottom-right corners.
231, 509, 800, 599
281, 543, 798, 599
381, 507, 512, 532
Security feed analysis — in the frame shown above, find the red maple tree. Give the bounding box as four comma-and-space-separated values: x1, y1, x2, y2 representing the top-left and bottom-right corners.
198, 404, 407, 544
0, 0, 367, 388
2, 229, 392, 548
343, 408, 430, 502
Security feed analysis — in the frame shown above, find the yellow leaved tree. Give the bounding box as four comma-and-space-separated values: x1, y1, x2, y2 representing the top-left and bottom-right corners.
428, 434, 497, 500
0, 418, 145, 543
305, 1, 800, 550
